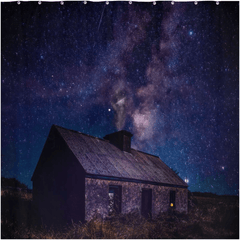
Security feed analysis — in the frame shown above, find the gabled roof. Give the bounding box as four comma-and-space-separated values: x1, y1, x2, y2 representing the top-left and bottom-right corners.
54, 125, 188, 188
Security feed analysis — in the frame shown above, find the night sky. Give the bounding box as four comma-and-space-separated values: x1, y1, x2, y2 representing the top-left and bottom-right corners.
1, 1, 239, 195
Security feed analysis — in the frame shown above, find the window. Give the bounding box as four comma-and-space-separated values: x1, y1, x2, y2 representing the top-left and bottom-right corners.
108, 185, 122, 214
170, 190, 176, 208
141, 189, 152, 218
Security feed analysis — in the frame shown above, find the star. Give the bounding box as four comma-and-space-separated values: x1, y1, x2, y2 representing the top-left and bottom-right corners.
189, 30, 194, 36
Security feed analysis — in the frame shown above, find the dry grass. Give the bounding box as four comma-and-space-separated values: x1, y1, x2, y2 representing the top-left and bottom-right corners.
1, 188, 32, 200
1, 190, 239, 239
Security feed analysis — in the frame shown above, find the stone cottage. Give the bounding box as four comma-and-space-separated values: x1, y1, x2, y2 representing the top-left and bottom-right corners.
31, 125, 188, 225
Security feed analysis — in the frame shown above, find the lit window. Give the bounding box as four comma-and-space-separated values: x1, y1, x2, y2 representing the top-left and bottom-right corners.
170, 190, 176, 208
108, 186, 122, 215
108, 192, 114, 214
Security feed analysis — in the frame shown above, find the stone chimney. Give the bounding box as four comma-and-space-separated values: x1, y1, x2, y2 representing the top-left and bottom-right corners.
104, 130, 133, 153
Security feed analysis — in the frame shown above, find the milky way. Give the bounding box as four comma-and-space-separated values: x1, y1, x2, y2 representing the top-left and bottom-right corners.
1, 1, 239, 195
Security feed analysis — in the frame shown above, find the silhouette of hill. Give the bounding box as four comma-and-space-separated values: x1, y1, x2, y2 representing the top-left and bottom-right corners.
1, 177, 28, 189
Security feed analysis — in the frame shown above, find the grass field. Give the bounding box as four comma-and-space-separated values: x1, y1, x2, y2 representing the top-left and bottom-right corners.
1, 189, 239, 238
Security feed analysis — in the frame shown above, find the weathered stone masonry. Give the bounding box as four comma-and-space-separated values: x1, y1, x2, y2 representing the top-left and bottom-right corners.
85, 178, 188, 220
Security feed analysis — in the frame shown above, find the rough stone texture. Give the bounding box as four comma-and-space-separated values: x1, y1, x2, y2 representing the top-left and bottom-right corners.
85, 178, 188, 220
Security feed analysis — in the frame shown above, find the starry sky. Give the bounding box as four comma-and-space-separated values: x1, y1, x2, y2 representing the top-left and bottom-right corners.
1, 1, 239, 195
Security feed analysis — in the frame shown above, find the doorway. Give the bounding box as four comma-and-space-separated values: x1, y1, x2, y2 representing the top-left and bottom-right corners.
141, 189, 152, 218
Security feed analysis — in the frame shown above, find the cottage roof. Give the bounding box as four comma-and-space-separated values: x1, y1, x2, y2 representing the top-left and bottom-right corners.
54, 125, 187, 188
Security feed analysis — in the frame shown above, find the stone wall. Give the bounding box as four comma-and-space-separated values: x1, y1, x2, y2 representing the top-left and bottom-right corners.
85, 178, 188, 221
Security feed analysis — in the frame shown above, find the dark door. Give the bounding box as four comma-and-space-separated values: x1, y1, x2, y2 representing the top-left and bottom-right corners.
141, 189, 152, 218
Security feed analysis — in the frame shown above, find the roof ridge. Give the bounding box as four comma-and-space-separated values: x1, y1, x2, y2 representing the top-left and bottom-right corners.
54, 125, 161, 158
53, 124, 107, 142
131, 148, 159, 158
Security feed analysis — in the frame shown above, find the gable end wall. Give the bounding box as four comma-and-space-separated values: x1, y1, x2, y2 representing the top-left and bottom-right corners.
32, 126, 86, 225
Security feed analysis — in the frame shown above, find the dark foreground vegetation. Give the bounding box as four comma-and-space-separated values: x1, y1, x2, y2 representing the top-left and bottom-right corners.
1, 177, 29, 190
1, 188, 239, 238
